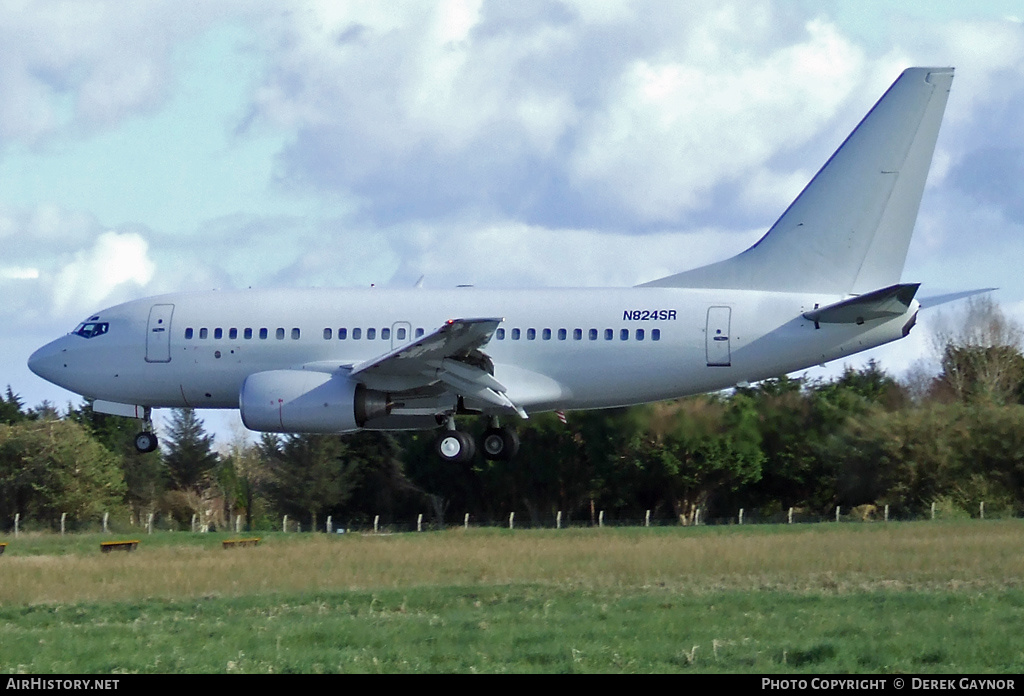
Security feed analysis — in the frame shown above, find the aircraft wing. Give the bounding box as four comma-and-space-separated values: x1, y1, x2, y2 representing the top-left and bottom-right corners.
346, 317, 528, 417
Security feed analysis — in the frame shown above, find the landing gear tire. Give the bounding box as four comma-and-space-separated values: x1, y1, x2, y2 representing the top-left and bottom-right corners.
134, 431, 159, 454
435, 430, 476, 463
481, 427, 520, 461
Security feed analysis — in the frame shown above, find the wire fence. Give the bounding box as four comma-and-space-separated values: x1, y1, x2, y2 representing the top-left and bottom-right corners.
4, 500, 1017, 537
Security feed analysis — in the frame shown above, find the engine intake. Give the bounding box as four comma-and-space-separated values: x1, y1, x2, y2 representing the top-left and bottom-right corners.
239, 370, 389, 433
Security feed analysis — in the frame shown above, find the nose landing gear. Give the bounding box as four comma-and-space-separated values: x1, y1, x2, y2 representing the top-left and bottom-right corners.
134, 430, 159, 454
133, 407, 159, 454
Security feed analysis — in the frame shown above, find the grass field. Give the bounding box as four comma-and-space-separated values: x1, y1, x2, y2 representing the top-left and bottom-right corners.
1, 521, 1023, 673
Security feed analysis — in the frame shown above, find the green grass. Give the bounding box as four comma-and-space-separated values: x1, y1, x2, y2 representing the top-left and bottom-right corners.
2, 587, 1023, 673
1, 522, 1023, 673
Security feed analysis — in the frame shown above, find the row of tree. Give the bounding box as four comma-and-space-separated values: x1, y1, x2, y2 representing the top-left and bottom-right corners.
3, 298, 1023, 531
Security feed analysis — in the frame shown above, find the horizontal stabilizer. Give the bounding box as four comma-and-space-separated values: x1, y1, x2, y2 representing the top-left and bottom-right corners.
919, 288, 996, 308
803, 283, 920, 324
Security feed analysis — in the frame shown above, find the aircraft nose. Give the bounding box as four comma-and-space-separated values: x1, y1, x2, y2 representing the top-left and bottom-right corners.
28, 339, 67, 383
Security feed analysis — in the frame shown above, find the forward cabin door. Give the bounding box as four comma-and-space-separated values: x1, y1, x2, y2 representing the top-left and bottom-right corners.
705, 306, 731, 367
146, 304, 174, 363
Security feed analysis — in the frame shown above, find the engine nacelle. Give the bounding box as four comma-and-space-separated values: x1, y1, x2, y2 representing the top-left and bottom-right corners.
239, 370, 390, 433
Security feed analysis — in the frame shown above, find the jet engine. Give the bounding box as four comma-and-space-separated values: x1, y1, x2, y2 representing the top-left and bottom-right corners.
239, 370, 390, 433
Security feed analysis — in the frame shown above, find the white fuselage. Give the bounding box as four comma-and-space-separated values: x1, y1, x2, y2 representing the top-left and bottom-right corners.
28, 286, 918, 420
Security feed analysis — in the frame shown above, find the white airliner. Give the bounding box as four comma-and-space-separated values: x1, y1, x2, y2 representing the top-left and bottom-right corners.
30, 67, 958, 463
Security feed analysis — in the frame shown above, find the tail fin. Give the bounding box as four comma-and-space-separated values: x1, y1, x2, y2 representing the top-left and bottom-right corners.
641, 67, 954, 294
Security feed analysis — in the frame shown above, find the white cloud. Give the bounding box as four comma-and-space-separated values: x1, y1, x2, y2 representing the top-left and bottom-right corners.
0, 1, 248, 141
51, 231, 156, 316
569, 18, 865, 222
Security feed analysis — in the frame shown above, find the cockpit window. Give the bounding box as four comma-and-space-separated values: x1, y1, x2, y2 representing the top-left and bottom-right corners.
73, 322, 109, 339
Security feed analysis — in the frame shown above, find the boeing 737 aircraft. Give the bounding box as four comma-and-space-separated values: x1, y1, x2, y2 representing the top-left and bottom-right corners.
30, 67, 956, 463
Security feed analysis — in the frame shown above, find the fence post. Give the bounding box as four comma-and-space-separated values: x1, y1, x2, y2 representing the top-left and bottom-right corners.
464, 513, 469, 530
980, 501, 985, 520
191, 514, 197, 533
556, 511, 561, 529
884, 505, 889, 522
835, 506, 840, 523
417, 514, 423, 532
283, 515, 288, 533
103, 511, 109, 534
931, 501, 936, 520
147, 513, 153, 534
788, 507, 794, 524
327, 516, 332, 534
509, 512, 514, 530
14, 513, 18, 537
375, 515, 380, 534
236, 515, 242, 533
61, 512, 66, 536
645, 510, 651, 527
599, 510, 604, 528
738, 508, 744, 525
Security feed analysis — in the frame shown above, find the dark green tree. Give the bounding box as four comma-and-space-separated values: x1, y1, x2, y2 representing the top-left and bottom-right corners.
69, 400, 166, 522
0, 420, 127, 529
162, 408, 219, 491
1, 386, 30, 425
260, 433, 357, 531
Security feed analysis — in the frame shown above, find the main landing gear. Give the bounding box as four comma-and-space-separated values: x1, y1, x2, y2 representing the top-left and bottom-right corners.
434, 417, 520, 463
133, 407, 159, 454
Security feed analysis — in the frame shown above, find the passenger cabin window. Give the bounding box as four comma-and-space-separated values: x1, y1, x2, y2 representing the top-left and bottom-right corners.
244, 328, 253, 339
259, 328, 268, 339
652, 329, 661, 341
496, 328, 505, 340
542, 328, 551, 340
214, 328, 223, 340
229, 328, 238, 340
527, 328, 536, 340
291, 328, 300, 340
324, 328, 332, 340
415, 328, 425, 338
511, 329, 521, 340
558, 329, 567, 340
620, 329, 629, 341
605, 329, 613, 340
636, 329, 645, 341
199, 328, 208, 339
184, 328, 194, 339
382, 328, 391, 340
397, 327, 407, 340
589, 329, 598, 340
353, 328, 362, 339
276, 328, 285, 340
573, 329, 582, 340
367, 328, 376, 340
338, 328, 347, 340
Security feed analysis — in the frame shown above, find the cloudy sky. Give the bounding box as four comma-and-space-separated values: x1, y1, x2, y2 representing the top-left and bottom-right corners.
3, 1, 1022, 438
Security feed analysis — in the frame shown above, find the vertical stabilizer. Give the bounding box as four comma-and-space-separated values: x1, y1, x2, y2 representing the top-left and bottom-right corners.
641, 67, 954, 294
